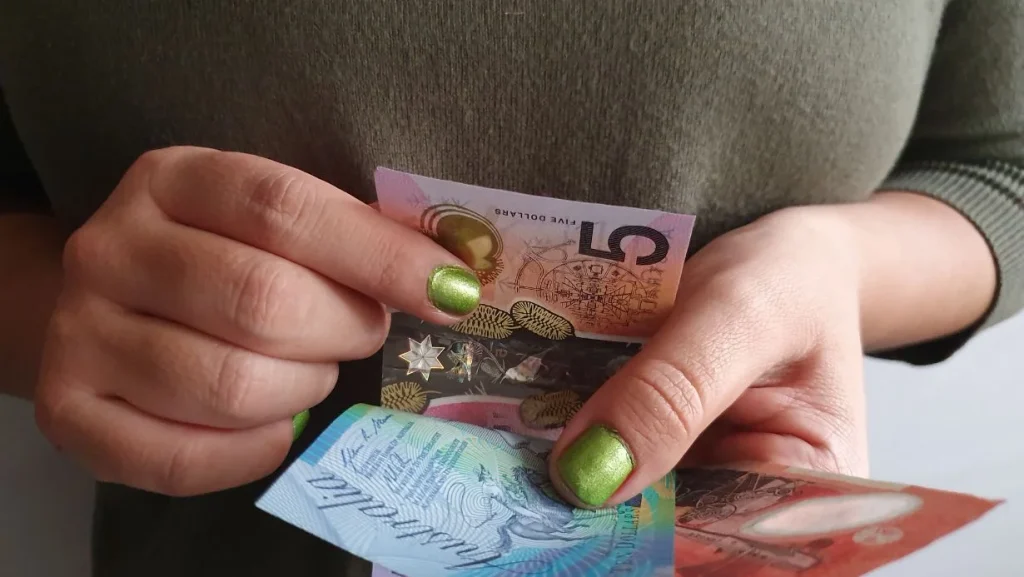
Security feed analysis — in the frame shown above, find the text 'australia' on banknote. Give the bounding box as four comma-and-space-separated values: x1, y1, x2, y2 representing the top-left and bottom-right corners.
256, 404, 676, 577
375, 168, 696, 441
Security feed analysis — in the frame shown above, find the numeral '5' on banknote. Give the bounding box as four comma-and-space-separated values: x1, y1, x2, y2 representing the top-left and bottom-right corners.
375, 167, 695, 342
256, 404, 675, 577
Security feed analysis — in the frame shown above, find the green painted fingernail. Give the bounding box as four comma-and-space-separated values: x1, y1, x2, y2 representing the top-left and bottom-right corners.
556, 425, 635, 507
292, 410, 310, 440
427, 265, 481, 316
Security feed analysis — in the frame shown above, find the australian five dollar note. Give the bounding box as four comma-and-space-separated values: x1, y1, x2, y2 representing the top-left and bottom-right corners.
373, 167, 695, 439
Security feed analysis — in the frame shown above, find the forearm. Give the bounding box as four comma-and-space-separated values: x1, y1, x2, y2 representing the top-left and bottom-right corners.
824, 191, 998, 352
0, 213, 66, 399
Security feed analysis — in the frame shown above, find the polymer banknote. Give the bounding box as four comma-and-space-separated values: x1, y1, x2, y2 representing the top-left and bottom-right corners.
256, 404, 675, 577
669, 463, 1002, 576
375, 167, 695, 440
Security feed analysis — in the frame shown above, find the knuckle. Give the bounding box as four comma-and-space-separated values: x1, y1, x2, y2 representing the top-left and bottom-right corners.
230, 258, 296, 341
33, 318, 84, 444
135, 147, 220, 213
45, 304, 81, 345
808, 446, 852, 476
33, 383, 70, 447
246, 170, 321, 247
128, 148, 168, 178
209, 348, 262, 421
156, 439, 202, 497
620, 358, 710, 450
309, 362, 341, 404
367, 238, 405, 295
132, 146, 208, 175
61, 225, 109, 282
367, 308, 391, 353
128, 148, 181, 193
352, 330, 386, 360
351, 306, 391, 359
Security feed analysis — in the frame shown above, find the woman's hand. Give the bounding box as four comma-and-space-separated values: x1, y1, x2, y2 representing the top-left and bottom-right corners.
548, 192, 996, 509
33, 146, 482, 497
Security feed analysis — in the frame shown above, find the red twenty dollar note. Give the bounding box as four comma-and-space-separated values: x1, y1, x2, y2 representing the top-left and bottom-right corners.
671, 463, 1002, 576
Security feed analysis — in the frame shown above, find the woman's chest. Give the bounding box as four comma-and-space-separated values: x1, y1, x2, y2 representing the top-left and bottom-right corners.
1, 1, 945, 246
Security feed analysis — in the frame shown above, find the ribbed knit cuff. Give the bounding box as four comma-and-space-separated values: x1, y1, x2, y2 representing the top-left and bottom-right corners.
873, 159, 1024, 364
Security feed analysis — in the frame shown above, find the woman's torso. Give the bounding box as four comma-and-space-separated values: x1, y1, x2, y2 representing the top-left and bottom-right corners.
0, 2, 946, 575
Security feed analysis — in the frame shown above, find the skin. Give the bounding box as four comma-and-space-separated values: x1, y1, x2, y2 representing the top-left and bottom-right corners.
10, 146, 479, 496
548, 191, 997, 508
0, 148, 997, 501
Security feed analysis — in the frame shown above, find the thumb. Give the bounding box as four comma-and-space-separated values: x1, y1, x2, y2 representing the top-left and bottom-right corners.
547, 283, 795, 509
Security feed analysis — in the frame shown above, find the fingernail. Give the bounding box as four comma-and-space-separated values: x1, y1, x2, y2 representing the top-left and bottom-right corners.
556, 425, 635, 508
292, 410, 310, 441
427, 265, 481, 316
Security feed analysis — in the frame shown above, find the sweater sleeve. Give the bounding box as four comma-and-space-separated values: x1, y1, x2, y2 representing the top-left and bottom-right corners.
0, 89, 50, 215
871, 0, 1024, 365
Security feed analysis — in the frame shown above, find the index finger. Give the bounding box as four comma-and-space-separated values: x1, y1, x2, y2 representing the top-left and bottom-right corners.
147, 148, 481, 323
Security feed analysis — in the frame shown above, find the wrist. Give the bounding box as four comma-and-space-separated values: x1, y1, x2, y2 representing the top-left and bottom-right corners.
825, 192, 996, 351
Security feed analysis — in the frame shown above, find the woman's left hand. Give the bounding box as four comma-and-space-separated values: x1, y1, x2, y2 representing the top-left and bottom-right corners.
548, 207, 870, 509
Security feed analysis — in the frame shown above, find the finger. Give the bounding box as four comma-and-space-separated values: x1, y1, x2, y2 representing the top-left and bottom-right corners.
66, 209, 388, 362
69, 293, 337, 428
35, 384, 293, 497
548, 274, 810, 509
681, 353, 868, 477
680, 423, 853, 474
144, 148, 482, 322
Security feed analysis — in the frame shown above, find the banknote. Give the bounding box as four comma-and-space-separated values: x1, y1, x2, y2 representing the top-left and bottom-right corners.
381, 312, 641, 441
670, 463, 1002, 576
376, 168, 696, 439
375, 167, 696, 341
256, 404, 676, 577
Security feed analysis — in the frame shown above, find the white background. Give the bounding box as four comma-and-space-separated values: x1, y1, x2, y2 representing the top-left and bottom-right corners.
2, 315, 1021, 577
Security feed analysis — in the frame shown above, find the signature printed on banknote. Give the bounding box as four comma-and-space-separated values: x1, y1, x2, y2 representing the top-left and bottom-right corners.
256, 404, 675, 577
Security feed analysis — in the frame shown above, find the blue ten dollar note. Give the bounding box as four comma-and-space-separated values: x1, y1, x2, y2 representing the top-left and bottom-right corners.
257, 404, 674, 576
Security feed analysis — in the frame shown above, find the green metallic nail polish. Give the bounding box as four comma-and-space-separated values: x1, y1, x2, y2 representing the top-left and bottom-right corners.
292, 410, 310, 441
427, 265, 481, 316
556, 425, 634, 508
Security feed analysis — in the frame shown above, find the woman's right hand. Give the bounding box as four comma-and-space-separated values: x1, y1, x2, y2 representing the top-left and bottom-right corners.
33, 146, 481, 496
